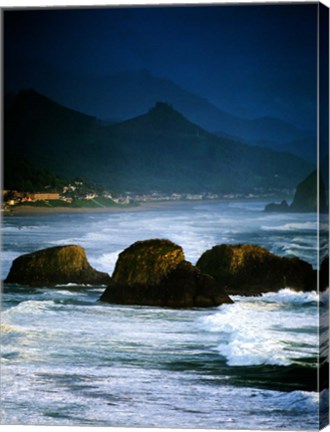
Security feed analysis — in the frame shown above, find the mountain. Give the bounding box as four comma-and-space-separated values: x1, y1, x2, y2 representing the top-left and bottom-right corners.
4, 157, 67, 192
4, 89, 99, 180
4, 89, 313, 194
5, 61, 312, 160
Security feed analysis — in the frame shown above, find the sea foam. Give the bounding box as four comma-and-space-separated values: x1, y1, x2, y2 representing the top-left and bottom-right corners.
198, 290, 318, 367
261, 221, 317, 232
261, 288, 318, 305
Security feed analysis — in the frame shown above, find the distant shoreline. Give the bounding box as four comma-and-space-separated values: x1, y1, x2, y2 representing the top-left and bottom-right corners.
2, 197, 276, 217
3, 203, 142, 216
2, 199, 214, 216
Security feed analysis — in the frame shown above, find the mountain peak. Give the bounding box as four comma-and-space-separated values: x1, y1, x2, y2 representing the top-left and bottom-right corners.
116, 101, 205, 137
148, 101, 182, 120
6, 88, 95, 124
8, 88, 51, 107
4, 89, 313, 195
150, 101, 175, 112
148, 100, 199, 125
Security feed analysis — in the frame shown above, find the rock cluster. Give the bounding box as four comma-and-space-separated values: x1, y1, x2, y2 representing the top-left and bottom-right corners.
99, 239, 232, 307
5, 240, 322, 306
4, 245, 111, 287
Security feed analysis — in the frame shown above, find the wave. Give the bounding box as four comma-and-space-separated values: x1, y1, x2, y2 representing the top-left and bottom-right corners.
274, 389, 318, 410
198, 292, 318, 367
3, 300, 56, 317
227, 201, 266, 212
280, 248, 316, 264
89, 252, 120, 274
260, 288, 318, 305
49, 238, 82, 246
261, 221, 317, 232
1, 251, 27, 279
279, 243, 314, 252
2, 224, 51, 233
1, 250, 23, 261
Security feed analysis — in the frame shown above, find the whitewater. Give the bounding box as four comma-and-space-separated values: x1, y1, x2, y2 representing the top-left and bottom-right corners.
1, 200, 328, 429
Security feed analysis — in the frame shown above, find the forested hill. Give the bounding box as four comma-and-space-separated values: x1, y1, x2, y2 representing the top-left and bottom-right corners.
7, 67, 313, 160
4, 89, 313, 194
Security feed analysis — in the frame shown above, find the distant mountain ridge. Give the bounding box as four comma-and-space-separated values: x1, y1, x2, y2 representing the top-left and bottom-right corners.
4, 89, 313, 194
5, 60, 313, 160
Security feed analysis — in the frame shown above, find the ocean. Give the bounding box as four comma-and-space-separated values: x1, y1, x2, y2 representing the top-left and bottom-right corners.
1, 200, 328, 429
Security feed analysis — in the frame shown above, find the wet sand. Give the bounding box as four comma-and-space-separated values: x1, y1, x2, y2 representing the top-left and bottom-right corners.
3, 200, 206, 216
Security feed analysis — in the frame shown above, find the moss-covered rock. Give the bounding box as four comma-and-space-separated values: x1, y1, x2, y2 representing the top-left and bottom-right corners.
111, 239, 185, 287
5, 245, 111, 286
196, 244, 314, 295
100, 239, 233, 307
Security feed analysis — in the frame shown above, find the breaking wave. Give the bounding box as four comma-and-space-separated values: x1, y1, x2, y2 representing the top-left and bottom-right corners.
198, 289, 318, 367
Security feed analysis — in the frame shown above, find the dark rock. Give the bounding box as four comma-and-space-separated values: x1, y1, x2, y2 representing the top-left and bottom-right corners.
4, 245, 111, 286
159, 261, 233, 307
99, 239, 233, 307
196, 244, 314, 295
264, 200, 289, 212
265, 170, 328, 213
290, 170, 327, 213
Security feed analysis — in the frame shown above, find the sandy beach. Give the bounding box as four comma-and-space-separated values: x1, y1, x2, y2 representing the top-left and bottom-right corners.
2, 200, 208, 216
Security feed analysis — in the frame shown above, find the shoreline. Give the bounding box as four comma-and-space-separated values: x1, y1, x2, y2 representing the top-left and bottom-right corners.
2, 197, 274, 217
2, 199, 217, 216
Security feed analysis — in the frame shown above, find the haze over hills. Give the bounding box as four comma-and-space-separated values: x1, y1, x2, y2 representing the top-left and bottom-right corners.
5, 61, 314, 161
4, 89, 313, 195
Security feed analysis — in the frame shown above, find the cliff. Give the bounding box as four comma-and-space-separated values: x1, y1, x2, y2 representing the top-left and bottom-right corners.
265, 170, 328, 213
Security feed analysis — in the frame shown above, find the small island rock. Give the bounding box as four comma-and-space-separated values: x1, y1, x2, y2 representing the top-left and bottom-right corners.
196, 244, 314, 295
100, 239, 233, 307
265, 170, 328, 213
5, 245, 111, 286
264, 200, 290, 212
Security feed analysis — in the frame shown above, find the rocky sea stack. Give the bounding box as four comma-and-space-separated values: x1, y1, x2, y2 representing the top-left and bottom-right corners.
4, 245, 111, 286
265, 170, 328, 213
110, 239, 185, 287
196, 244, 315, 295
100, 239, 233, 307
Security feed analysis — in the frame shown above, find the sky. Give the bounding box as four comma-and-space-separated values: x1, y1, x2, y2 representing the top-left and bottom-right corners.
4, 3, 319, 130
